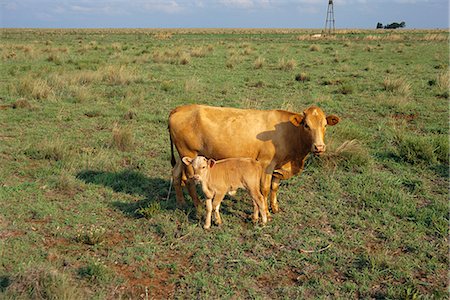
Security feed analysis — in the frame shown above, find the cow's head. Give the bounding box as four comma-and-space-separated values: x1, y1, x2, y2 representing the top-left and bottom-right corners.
289, 106, 340, 155
182, 156, 215, 183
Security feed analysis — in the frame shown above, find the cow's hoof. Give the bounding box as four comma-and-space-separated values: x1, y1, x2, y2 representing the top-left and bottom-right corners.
203, 224, 211, 230
271, 204, 280, 214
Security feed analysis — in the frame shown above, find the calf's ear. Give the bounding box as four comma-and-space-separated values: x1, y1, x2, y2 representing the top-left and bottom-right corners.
182, 157, 193, 165
289, 114, 304, 127
326, 115, 340, 126
208, 159, 216, 168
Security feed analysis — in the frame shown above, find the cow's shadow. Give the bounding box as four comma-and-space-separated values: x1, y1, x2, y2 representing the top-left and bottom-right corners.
76, 169, 191, 218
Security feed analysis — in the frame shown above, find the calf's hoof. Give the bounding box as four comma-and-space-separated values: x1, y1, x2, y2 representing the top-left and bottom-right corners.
203, 224, 211, 230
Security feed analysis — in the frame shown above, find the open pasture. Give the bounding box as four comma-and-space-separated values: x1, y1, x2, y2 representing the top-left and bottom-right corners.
0, 28, 448, 299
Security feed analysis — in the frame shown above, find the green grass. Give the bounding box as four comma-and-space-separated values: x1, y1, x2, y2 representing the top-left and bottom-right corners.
0, 28, 448, 299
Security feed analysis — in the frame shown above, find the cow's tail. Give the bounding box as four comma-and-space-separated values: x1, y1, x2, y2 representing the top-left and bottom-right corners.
169, 128, 176, 167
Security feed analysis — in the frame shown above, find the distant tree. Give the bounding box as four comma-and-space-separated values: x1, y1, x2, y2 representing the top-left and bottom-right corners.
376, 22, 383, 29
384, 21, 406, 29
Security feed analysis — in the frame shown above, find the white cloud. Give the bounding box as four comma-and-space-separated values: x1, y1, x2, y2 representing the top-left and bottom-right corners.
140, 0, 184, 13
220, 0, 255, 8
69, 5, 94, 13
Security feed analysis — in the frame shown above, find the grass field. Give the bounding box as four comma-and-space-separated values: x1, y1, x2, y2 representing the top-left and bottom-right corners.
0, 28, 448, 299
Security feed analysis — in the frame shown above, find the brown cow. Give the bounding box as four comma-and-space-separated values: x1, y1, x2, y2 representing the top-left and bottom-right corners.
182, 156, 268, 229
169, 104, 340, 215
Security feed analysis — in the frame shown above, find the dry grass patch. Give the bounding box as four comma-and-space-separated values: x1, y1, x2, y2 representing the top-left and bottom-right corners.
278, 58, 297, 71
71, 70, 101, 85
295, 72, 310, 82
436, 70, 449, 96
184, 77, 202, 92
123, 110, 137, 120
318, 139, 373, 172
111, 42, 122, 51
14, 76, 55, 100
69, 85, 91, 103
112, 125, 134, 151
154, 31, 173, 40
253, 56, 265, 69
190, 47, 207, 58
309, 44, 321, 52
383, 77, 411, 96
423, 34, 448, 42
101, 65, 141, 85
24, 139, 71, 161
226, 56, 241, 69
11, 98, 32, 109
179, 53, 191, 65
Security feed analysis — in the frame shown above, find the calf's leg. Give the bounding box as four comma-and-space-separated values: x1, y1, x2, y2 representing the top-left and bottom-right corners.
204, 198, 213, 229
212, 192, 225, 225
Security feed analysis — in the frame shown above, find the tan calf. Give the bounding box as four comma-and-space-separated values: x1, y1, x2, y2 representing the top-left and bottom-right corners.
182, 156, 268, 229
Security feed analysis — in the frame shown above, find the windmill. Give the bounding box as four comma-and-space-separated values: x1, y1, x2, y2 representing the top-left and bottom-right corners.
324, 0, 335, 34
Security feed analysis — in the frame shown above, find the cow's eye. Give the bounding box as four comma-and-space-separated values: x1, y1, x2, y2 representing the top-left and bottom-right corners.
304, 123, 309, 129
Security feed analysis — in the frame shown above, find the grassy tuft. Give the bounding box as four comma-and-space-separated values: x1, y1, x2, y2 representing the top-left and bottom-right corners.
309, 44, 321, 51
24, 140, 70, 161
123, 110, 137, 120
101, 65, 141, 85
75, 224, 107, 245
316, 140, 373, 172
393, 133, 440, 165
179, 52, 191, 65
3, 269, 82, 299
253, 56, 265, 69
436, 70, 449, 98
136, 201, 162, 218
11, 99, 32, 109
338, 83, 354, 95
295, 72, 310, 82
382, 77, 411, 96
278, 58, 297, 71
78, 261, 111, 284
112, 125, 134, 151
14, 76, 55, 100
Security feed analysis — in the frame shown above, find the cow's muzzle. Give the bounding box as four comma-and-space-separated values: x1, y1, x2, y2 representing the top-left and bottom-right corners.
312, 144, 326, 155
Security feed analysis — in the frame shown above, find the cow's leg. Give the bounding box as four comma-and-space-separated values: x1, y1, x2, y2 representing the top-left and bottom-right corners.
212, 192, 225, 226
270, 177, 281, 213
249, 188, 267, 224
186, 180, 201, 210
182, 162, 202, 210
172, 161, 186, 206
261, 172, 273, 220
204, 198, 213, 229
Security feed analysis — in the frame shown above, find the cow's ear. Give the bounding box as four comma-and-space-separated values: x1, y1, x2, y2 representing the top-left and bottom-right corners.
289, 114, 304, 127
208, 159, 216, 168
182, 157, 193, 166
326, 115, 340, 126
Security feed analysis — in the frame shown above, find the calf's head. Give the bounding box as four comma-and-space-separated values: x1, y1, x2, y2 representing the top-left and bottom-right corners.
182, 156, 216, 183
289, 106, 340, 155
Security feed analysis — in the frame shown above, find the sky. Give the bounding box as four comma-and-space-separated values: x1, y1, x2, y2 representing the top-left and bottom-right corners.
0, 0, 448, 29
